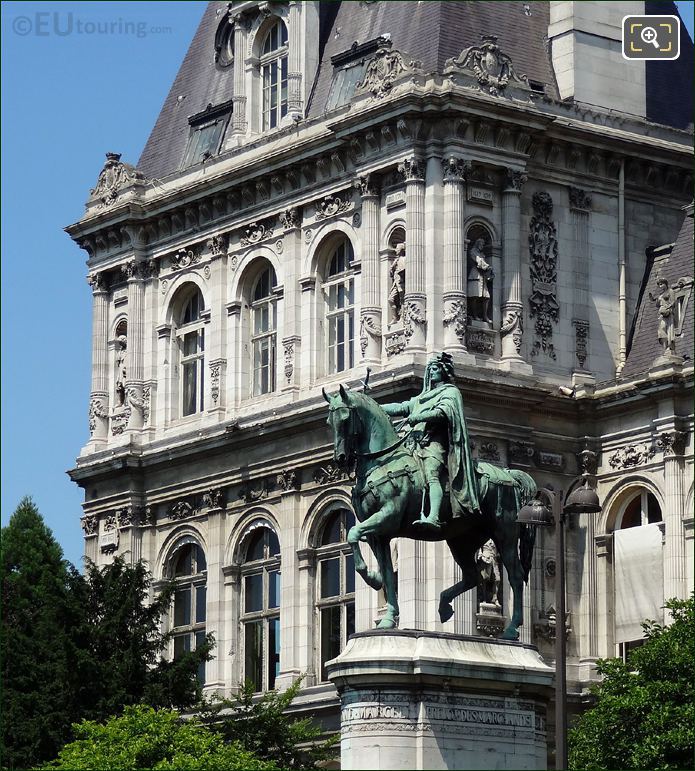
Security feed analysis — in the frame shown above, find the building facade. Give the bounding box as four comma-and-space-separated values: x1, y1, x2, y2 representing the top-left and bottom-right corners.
67, 0, 693, 739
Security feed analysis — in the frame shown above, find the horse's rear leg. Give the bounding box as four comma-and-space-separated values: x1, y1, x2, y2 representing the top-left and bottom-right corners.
439, 535, 486, 623
495, 527, 524, 640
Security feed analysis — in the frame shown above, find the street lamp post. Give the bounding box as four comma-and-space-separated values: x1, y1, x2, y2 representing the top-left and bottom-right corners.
518, 480, 601, 771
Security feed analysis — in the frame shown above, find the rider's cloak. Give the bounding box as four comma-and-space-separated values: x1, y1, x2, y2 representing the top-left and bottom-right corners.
407, 382, 481, 518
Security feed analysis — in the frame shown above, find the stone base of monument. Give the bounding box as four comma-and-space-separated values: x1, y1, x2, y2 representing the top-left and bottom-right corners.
476, 601, 507, 638
326, 629, 553, 771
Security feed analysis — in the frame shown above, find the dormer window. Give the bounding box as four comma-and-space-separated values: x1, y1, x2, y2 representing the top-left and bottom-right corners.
260, 19, 288, 130
182, 101, 232, 168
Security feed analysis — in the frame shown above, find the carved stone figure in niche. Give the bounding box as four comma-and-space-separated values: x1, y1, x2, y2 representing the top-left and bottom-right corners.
388, 243, 406, 324
649, 278, 677, 355
114, 330, 127, 407
466, 232, 494, 324
476, 539, 501, 606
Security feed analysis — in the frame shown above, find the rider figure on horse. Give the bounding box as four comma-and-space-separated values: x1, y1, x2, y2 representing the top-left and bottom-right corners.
382, 352, 481, 532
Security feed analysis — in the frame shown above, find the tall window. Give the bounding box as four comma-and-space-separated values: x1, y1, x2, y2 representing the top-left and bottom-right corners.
170, 542, 207, 683
260, 19, 288, 130
613, 489, 663, 661
323, 239, 355, 374
251, 267, 277, 396
240, 526, 281, 691
177, 288, 205, 416
317, 508, 356, 681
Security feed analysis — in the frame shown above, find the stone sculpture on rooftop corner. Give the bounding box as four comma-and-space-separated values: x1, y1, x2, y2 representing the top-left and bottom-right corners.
324, 351, 538, 640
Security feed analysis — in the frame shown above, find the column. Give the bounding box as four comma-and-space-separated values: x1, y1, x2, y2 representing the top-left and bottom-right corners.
123, 258, 146, 431
662, 431, 688, 611
287, 1, 303, 115
228, 13, 248, 140
279, 208, 302, 392
441, 157, 470, 353
594, 533, 613, 658
356, 174, 381, 364
399, 157, 426, 351
500, 168, 529, 369
87, 272, 110, 445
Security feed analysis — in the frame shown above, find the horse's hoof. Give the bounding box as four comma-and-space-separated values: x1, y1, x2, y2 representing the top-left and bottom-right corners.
500, 626, 520, 641
439, 602, 454, 623
376, 616, 397, 629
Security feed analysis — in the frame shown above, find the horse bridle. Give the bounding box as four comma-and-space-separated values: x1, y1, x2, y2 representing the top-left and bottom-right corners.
331, 403, 411, 461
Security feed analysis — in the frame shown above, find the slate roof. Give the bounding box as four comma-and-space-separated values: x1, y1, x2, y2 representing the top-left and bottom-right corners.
137, 1, 693, 181
623, 205, 694, 377
646, 1, 695, 130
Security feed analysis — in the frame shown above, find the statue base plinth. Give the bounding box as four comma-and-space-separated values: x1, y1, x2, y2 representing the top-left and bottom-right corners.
476, 602, 506, 637
327, 630, 553, 770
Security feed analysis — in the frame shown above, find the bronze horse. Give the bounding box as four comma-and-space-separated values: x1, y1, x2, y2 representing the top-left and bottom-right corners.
324, 385, 537, 639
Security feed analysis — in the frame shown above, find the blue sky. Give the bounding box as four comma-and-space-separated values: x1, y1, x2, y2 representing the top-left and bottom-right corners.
2, 1, 694, 568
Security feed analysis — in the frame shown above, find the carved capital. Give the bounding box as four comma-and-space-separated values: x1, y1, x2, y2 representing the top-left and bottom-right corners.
354, 174, 379, 198
87, 272, 108, 293
397, 157, 425, 183
442, 156, 471, 184
504, 168, 528, 192
656, 430, 688, 457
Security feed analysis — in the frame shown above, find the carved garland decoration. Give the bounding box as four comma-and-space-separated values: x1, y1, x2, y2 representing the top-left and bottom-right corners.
443, 299, 467, 343
359, 312, 382, 356
500, 309, 523, 354
315, 194, 353, 220
445, 35, 528, 96
528, 192, 559, 359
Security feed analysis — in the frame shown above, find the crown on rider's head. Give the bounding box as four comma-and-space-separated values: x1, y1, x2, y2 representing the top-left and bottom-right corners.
431, 351, 455, 380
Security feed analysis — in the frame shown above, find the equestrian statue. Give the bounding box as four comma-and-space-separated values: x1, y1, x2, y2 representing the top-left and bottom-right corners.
323, 352, 537, 640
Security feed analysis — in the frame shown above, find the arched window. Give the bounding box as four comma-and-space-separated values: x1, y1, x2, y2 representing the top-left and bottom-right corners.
613, 489, 664, 661
323, 238, 355, 374
316, 508, 356, 681
240, 526, 281, 691
176, 288, 206, 416
260, 19, 288, 131
169, 541, 207, 683
251, 267, 277, 396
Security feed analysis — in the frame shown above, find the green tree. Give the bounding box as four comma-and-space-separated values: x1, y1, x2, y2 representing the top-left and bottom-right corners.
569, 595, 695, 770
0, 497, 75, 769
44, 704, 276, 771
73, 555, 214, 723
201, 679, 338, 769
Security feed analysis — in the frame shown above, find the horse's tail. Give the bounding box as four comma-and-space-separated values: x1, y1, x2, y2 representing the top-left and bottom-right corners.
509, 469, 537, 584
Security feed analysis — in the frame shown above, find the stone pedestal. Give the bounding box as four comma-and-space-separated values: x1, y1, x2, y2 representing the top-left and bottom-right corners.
476, 602, 506, 638
327, 630, 552, 771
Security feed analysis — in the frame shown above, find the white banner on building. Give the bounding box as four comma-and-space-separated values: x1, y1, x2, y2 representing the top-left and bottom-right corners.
614, 524, 664, 644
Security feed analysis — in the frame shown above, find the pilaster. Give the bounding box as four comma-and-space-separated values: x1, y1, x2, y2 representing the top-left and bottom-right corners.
87, 272, 110, 444
399, 157, 426, 352
499, 168, 531, 372
356, 174, 382, 364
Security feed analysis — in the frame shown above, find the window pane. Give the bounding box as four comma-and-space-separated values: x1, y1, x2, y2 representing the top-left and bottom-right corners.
346, 600, 356, 638
344, 509, 356, 534
174, 588, 191, 627
320, 558, 340, 599
174, 633, 191, 659
268, 570, 280, 609
173, 545, 193, 577
268, 617, 280, 689
245, 573, 263, 613
183, 331, 198, 356
195, 586, 207, 623
321, 511, 342, 545
183, 361, 197, 416
245, 531, 265, 562
244, 621, 264, 692
195, 546, 207, 573
267, 530, 280, 557
647, 493, 662, 523
195, 630, 207, 683
345, 554, 355, 594
320, 605, 341, 682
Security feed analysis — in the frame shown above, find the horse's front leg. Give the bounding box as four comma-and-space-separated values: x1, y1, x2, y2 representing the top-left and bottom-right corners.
348, 502, 398, 591
373, 536, 399, 629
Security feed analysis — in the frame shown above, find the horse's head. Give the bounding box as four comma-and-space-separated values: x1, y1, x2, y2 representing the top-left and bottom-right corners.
323, 384, 359, 467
